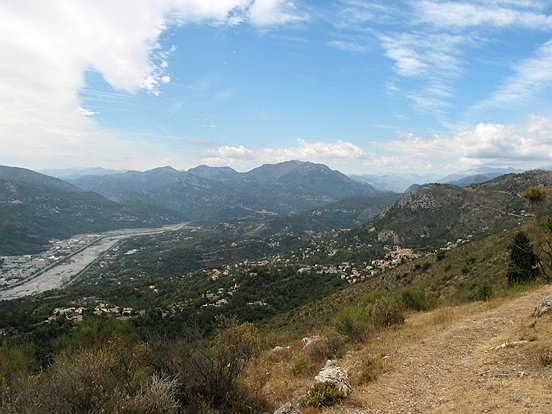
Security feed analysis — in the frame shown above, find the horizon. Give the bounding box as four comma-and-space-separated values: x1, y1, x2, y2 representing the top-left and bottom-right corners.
2, 1, 552, 175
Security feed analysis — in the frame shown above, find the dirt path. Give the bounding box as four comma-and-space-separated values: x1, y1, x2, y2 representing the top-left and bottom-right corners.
328, 286, 552, 413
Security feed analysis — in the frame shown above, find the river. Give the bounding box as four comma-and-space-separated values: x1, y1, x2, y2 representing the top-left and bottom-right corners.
0, 223, 186, 300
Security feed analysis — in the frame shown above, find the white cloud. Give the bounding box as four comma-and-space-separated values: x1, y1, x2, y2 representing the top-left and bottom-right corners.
248, 0, 308, 26
414, 0, 552, 30
380, 31, 477, 117
374, 115, 552, 171
327, 40, 368, 53
0, 0, 305, 169
202, 139, 368, 169
471, 39, 552, 111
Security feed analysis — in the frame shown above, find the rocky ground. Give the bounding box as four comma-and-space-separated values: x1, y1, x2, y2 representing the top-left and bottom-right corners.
325, 285, 552, 413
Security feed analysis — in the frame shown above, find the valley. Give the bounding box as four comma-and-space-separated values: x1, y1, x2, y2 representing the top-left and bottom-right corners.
1, 162, 551, 414
0, 223, 186, 300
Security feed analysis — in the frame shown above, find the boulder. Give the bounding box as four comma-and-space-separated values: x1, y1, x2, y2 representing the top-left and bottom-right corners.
273, 402, 300, 414
301, 335, 322, 348
535, 295, 552, 317
314, 360, 352, 398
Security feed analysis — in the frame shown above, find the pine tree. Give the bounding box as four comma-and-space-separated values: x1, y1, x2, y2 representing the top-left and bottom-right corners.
507, 231, 538, 284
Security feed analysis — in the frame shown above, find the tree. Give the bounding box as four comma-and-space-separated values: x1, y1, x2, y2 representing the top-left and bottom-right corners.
522, 186, 552, 280
507, 231, 538, 284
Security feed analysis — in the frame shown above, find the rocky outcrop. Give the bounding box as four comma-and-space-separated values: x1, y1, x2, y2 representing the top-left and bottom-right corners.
314, 360, 352, 398
535, 295, 552, 317
273, 402, 300, 414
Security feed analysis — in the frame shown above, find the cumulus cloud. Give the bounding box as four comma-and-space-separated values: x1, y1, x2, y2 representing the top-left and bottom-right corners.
248, 0, 308, 25
375, 115, 552, 171
201, 139, 368, 169
0, 0, 305, 168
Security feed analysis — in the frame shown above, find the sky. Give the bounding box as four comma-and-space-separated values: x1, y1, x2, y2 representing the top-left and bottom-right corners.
2, 0, 552, 175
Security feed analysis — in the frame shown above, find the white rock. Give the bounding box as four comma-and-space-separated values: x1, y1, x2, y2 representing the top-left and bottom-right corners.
273, 402, 300, 414
314, 360, 352, 398
302, 335, 322, 348
535, 295, 552, 317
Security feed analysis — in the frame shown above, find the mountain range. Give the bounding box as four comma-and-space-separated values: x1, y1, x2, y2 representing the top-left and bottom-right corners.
70, 161, 378, 222
0, 161, 382, 254
0, 166, 178, 254
3, 161, 551, 256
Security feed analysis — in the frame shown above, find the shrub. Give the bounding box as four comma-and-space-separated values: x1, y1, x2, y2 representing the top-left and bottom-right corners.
399, 287, 436, 312
471, 282, 493, 302
183, 321, 266, 413
304, 382, 342, 407
305, 335, 346, 362
335, 295, 404, 341
436, 250, 446, 261
131, 374, 180, 414
536, 346, 552, 367
351, 356, 384, 385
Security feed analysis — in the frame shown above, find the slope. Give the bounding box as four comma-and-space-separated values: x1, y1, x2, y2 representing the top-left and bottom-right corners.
326, 285, 552, 413
0, 174, 180, 255
349, 170, 552, 250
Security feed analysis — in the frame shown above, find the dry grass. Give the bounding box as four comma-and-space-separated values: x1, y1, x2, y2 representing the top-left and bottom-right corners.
535, 346, 552, 366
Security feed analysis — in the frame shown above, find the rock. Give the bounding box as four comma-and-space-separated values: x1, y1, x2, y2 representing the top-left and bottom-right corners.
314, 360, 352, 398
535, 295, 552, 317
272, 346, 290, 353
377, 229, 400, 244
494, 340, 529, 351
302, 335, 322, 348
273, 402, 300, 414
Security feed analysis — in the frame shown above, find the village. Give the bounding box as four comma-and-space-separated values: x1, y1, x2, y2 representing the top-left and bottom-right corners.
0, 233, 101, 289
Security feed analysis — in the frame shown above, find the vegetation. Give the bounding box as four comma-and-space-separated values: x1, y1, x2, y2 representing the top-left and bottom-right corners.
335, 293, 404, 341
507, 231, 538, 284
304, 382, 343, 407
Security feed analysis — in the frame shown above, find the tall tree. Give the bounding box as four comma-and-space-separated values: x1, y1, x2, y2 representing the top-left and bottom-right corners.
522, 186, 552, 280
507, 231, 538, 284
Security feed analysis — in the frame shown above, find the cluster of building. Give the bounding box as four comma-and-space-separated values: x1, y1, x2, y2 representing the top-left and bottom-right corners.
48, 302, 139, 323
0, 234, 100, 288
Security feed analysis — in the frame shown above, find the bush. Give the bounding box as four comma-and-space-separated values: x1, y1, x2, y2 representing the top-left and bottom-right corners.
351, 356, 383, 385
471, 282, 493, 302
399, 287, 436, 312
304, 382, 343, 407
305, 335, 346, 362
335, 295, 404, 341
183, 321, 267, 413
131, 374, 180, 414
436, 250, 446, 261
536, 346, 552, 367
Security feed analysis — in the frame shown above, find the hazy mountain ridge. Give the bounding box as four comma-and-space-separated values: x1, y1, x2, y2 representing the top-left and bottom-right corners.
0, 165, 81, 193
71, 161, 377, 222
0, 167, 181, 255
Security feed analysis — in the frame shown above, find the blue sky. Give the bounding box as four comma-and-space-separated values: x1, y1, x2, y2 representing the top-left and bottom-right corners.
2, 0, 552, 174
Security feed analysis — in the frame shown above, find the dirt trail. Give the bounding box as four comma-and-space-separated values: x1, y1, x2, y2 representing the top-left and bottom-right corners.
329, 286, 552, 413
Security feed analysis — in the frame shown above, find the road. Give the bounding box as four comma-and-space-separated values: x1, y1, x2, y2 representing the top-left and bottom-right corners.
0, 223, 186, 300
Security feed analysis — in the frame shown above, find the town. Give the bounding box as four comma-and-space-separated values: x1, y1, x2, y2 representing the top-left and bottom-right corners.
0, 233, 101, 289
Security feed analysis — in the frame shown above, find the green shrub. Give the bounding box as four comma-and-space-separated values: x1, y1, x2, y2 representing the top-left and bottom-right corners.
399, 287, 436, 312
471, 282, 493, 302
304, 382, 342, 407
335, 295, 404, 341
436, 251, 446, 261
